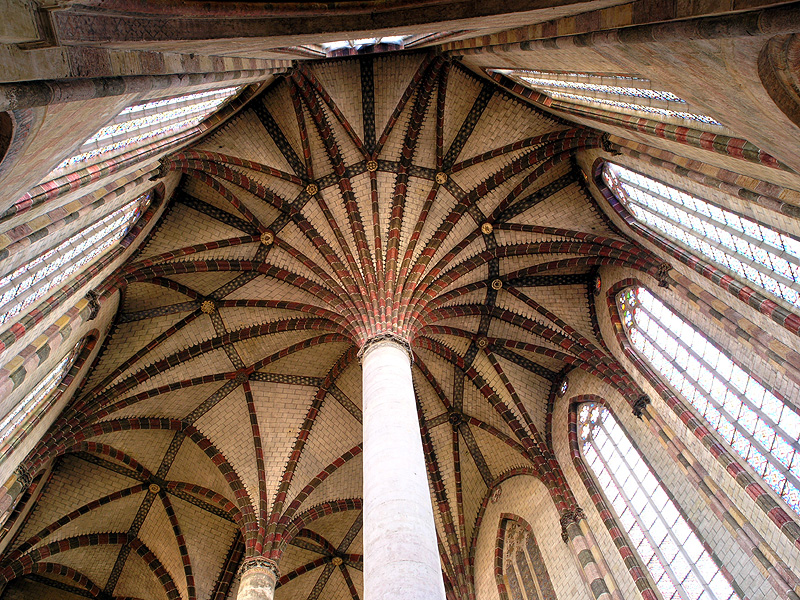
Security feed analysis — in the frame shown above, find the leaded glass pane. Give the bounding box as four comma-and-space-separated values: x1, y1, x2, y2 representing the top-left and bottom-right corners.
493, 69, 720, 125
618, 286, 800, 515
0, 341, 80, 450
0, 192, 150, 326
53, 86, 242, 173
579, 402, 738, 600
604, 163, 800, 310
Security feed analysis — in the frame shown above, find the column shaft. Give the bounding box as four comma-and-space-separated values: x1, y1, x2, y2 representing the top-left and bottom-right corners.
361, 339, 445, 600
237, 558, 277, 600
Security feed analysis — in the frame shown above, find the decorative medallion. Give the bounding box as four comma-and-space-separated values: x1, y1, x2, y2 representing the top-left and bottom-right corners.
306, 182, 319, 196
260, 231, 275, 246
490, 485, 502, 504
592, 273, 602, 296
435, 172, 448, 184
148, 483, 161, 494
366, 160, 378, 172
491, 278, 503, 290
448, 410, 463, 426
476, 337, 489, 349
481, 222, 494, 235
200, 300, 215, 314
332, 557, 343, 566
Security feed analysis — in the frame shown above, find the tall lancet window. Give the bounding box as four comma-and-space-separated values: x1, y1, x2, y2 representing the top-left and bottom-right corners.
0, 191, 151, 326
0, 340, 81, 455
579, 402, 738, 600
493, 70, 720, 127
50, 86, 242, 175
618, 286, 800, 514
604, 163, 800, 311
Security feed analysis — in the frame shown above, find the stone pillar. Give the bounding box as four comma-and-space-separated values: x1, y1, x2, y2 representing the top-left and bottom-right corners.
360, 334, 445, 600
237, 557, 278, 600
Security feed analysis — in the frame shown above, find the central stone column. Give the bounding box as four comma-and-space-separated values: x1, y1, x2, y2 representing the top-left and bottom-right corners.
360, 334, 445, 600
237, 558, 278, 600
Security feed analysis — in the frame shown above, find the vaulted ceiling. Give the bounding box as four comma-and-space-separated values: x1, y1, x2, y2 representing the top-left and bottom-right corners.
0, 52, 665, 600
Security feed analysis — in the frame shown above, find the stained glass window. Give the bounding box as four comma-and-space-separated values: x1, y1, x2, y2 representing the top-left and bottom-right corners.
0, 341, 80, 451
604, 163, 800, 310
52, 86, 242, 173
493, 69, 720, 126
579, 402, 739, 600
618, 286, 800, 515
0, 192, 151, 326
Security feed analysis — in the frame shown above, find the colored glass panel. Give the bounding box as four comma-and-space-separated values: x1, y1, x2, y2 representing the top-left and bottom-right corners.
0, 192, 150, 326
54, 86, 242, 171
579, 402, 739, 600
604, 163, 800, 309
496, 69, 720, 126
618, 287, 800, 514
0, 341, 80, 448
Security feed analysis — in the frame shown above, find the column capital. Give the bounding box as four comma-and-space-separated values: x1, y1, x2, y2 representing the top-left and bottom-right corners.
13, 465, 33, 490
239, 556, 279, 579
357, 332, 413, 364
560, 506, 586, 543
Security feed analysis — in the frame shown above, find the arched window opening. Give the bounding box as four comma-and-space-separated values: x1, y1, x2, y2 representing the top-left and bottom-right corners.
618, 286, 800, 515
492, 69, 720, 127
50, 85, 242, 175
604, 163, 800, 311
499, 517, 557, 600
579, 402, 738, 600
0, 340, 82, 458
0, 190, 151, 326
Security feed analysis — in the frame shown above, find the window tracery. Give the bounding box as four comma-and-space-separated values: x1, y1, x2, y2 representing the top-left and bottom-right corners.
0, 340, 81, 455
494, 69, 720, 126
500, 518, 557, 600
579, 402, 738, 600
604, 163, 800, 310
618, 286, 800, 515
0, 191, 151, 326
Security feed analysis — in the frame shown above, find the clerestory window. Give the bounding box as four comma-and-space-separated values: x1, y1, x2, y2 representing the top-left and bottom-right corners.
51, 86, 242, 175
0, 340, 81, 456
618, 286, 800, 515
493, 70, 720, 127
603, 163, 800, 311
579, 402, 739, 600
0, 191, 151, 326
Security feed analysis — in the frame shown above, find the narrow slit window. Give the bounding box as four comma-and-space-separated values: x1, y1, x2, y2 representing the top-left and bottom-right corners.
604, 163, 800, 310
579, 402, 739, 600
0, 341, 80, 453
0, 191, 151, 326
618, 286, 800, 514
